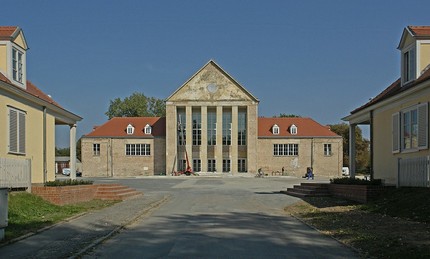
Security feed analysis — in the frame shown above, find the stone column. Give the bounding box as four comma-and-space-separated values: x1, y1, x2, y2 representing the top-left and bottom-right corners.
201, 106, 208, 172
69, 124, 77, 180
186, 106, 193, 169
247, 104, 258, 173
349, 124, 356, 178
216, 106, 223, 173
165, 104, 177, 175
231, 106, 238, 174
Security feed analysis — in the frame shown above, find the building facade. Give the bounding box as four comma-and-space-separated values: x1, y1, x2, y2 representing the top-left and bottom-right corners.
0, 26, 82, 186
344, 26, 430, 186
82, 60, 342, 177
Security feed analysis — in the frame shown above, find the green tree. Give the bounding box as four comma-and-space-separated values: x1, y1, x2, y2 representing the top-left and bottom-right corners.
105, 92, 166, 119
55, 147, 69, 156
329, 123, 370, 173
274, 113, 301, 118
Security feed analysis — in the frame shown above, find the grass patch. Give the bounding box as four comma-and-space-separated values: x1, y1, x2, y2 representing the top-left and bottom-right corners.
3, 192, 118, 242
285, 188, 430, 258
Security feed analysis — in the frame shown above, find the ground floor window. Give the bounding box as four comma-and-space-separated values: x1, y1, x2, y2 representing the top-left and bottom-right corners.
193, 159, 201, 172
324, 144, 332, 156
125, 144, 150, 156
208, 159, 216, 172
223, 159, 231, 172
273, 144, 298, 156
93, 143, 100, 156
179, 159, 187, 171
238, 159, 246, 172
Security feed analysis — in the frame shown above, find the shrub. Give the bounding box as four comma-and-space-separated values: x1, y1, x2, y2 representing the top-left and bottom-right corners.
330, 177, 382, 186
45, 179, 93, 186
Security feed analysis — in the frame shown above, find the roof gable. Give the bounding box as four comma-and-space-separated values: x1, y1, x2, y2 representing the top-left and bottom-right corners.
398, 26, 430, 50
0, 26, 28, 49
85, 117, 166, 138
258, 117, 339, 137
166, 60, 259, 103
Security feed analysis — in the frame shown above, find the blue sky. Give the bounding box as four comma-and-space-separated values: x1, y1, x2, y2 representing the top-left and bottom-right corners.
3, 1, 430, 147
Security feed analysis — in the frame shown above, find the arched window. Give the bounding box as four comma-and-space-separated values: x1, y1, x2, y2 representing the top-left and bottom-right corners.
272, 124, 280, 135
126, 124, 134, 135
290, 124, 297, 135
144, 124, 152, 135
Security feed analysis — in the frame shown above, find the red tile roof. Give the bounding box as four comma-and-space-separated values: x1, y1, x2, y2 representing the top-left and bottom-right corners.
351, 67, 430, 114
408, 26, 430, 37
0, 26, 18, 39
85, 117, 166, 138
258, 117, 339, 137
0, 71, 63, 109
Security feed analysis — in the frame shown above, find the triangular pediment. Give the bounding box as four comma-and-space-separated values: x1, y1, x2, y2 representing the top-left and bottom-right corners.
12, 28, 28, 50
167, 60, 259, 103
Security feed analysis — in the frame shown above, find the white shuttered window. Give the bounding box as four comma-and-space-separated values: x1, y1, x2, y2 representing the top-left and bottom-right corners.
8, 107, 26, 154
393, 102, 428, 153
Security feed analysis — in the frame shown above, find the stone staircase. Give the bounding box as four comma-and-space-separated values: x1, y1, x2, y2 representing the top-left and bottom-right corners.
281, 182, 330, 198
94, 184, 142, 200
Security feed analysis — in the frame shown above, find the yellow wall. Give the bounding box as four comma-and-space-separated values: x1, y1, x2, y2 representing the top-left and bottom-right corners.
0, 89, 57, 184
373, 89, 430, 185
419, 43, 430, 74
0, 44, 7, 75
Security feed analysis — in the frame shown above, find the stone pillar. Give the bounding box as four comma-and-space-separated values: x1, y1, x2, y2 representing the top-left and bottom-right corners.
69, 124, 77, 180
247, 104, 258, 173
186, 106, 192, 169
201, 106, 208, 172
231, 106, 238, 174
165, 104, 177, 175
349, 124, 356, 178
216, 106, 223, 173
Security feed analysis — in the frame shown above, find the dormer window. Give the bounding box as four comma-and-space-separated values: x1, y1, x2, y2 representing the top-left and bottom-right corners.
272, 124, 279, 135
144, 124, 152, 135
126, 124, 134, 135
12, 48, 23, 83
402, 46, 416, 84
290, 124, 297, 135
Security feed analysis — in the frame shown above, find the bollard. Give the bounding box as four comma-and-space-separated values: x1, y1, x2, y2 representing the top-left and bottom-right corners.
0, 187, 8, 240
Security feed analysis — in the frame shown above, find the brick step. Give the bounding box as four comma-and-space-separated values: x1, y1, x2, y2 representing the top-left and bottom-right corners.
292, 185, 330, 192
94, 184, 142, 201
282, 182, 331, 198
300, 183, 330, 188
281, 190, 330, 198
286, 187, 330, 195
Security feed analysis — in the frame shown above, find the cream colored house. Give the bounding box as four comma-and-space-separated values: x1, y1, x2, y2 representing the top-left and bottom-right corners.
0, 26, 82, 187
82, 60, 342, 177
344, 26, 430, 187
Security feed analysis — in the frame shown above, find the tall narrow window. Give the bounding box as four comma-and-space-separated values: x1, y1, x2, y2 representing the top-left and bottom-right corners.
207, 109, 217, 145
8, 107, 26, 154
222, 159, 231, 172
192, 108, 201, 146
238, 109, 247, 145
193, 159, 201, 172
93, 143, 100, 156
324, 144, 332, 156
403, 47, 416, 84
238, 159, 246, 172
290, 124, 298, 135
222, 109, 232, 145
207, 159, 216, 172
177, 108, 186, 145
12, 48, 23, 83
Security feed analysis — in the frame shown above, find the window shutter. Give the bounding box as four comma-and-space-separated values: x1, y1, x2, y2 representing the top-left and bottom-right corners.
418, 102, 428, 149
9, 109, 18, 153
18, 111, 26, 153
392, 112, 400, 153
